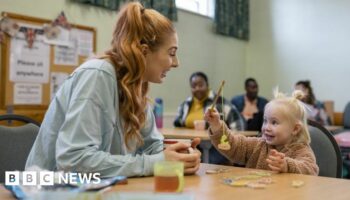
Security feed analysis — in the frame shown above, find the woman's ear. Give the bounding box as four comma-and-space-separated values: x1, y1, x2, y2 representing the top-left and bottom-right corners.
141, 44, 149, 55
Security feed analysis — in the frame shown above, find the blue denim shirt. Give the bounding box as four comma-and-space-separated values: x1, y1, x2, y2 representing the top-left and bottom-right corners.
25, 59, 164, 178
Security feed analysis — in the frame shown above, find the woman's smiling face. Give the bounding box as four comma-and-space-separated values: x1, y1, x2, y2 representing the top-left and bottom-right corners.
143, 33, 179, 83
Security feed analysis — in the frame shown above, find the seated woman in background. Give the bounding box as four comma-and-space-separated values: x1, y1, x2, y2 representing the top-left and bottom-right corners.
295, 80, 331, 126
174, 71, 244, 164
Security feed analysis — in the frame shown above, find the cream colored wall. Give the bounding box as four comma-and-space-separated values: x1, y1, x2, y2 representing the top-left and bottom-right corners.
1, 1, 246, 122
248, 0, 350, 111
150, 10, 246, 116
4, 0, 349, 114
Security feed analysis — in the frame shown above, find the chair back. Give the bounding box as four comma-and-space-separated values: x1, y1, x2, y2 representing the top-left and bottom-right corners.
0, 114, 40, 127
0, 114, 40, 183
308, 120, 342, 178
343, 102, 350, 129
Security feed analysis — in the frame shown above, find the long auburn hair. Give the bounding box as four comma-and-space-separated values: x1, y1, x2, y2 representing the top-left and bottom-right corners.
104, 2, 175, 150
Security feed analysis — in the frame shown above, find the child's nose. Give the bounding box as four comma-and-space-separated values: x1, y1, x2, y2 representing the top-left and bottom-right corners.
263, 123, 271, 131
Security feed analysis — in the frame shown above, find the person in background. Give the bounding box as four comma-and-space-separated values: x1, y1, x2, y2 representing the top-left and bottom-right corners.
231, 78, 268, 131
174, 71, 244, 164
26, 2, 201, 178
205, 90, 319, 175
295, 80, 331, 126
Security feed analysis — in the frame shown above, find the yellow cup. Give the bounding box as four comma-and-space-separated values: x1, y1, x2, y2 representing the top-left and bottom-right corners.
154, 161, 184, 193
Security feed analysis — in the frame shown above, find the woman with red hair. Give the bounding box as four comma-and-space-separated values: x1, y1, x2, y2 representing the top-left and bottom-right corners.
26, 2, 201, 178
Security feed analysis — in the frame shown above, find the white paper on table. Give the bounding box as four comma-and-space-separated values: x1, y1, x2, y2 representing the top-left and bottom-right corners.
9, 36, 50, 83
71, 28, 93, 56
14, 83, 42, 105
50, 72, 69, 100
54, 45, 78, 66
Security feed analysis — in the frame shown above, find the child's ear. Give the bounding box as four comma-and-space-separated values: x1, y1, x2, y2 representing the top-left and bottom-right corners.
140, 44, 149, 55
292, 123, 302, 136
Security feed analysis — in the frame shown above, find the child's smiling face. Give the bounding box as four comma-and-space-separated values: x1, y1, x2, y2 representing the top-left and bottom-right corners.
261, 103, 300, 147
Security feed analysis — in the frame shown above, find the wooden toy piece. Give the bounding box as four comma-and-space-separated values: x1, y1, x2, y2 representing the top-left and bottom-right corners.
218, 132, 231, 150
230, 180, 249, 187
206, 168, 231, 174
292, 180, 304, 188
247, 182, 267, 189
249, 171, 272, 177
257, 177, 273, 184
218, 143, 231, 150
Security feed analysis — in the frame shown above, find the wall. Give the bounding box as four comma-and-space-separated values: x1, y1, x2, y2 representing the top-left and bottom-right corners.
1, 1, 246, 122
149, 10, 246, 116
248, 0, 350, 111
3, 0, 349, 119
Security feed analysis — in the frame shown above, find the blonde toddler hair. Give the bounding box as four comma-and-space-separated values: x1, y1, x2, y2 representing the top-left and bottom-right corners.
265, 89, 311, 144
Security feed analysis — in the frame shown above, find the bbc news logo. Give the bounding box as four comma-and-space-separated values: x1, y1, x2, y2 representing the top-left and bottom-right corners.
5, 171, 101, 186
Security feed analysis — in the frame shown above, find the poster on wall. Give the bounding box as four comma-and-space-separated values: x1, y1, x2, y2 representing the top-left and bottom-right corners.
13, 83, 42, 104
71, 28, 93, 57
9, 33, 50, 83
43, 26, 73, 47
54, 45, 78, 66
50, 72, 69, 100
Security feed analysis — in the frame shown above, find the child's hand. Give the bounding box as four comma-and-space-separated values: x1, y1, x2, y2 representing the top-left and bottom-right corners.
266, 149, 287, 173
204, 108, 222, 132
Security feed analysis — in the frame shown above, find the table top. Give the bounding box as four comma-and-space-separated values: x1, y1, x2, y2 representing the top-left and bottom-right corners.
2, 163, 350, 200
106, 163, 350, 200
0, 186, 13, 200
160, 128, 258, 140
325, 125, 343, 132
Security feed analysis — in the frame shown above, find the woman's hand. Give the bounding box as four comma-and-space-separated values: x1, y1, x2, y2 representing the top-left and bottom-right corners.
204, 108, 222, 132
163, 138, 202, 175
266, 149, 287, 173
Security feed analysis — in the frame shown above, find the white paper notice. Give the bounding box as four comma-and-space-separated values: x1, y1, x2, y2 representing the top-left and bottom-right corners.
71, 28, 93, 56
14, 83, 42, 105
43, 26, 74, 47
50, 72, 69, 100
10, 37, 50, 83
54, 45, 78, 66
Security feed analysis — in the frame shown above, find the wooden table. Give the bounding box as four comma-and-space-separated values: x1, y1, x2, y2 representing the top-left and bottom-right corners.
2, 164, 350, 199
0, 186, 13, 200
106, 163, 350, 200
160, 128, 258, 140
160, 128, 258, 163
325, 125, 343, 132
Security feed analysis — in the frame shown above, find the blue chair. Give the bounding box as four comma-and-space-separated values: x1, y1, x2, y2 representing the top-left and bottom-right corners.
308, 119, 342, 178
0, 114, 40, 127
0, 114, 40, 183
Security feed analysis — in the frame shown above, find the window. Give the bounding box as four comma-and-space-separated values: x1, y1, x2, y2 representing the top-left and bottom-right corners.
176, 0, 215, 18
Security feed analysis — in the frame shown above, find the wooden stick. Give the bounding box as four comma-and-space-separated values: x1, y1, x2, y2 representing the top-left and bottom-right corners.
210, 80, 225, 110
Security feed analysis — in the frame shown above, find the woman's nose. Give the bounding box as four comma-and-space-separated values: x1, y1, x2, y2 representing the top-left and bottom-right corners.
194, 86, 203, 91
172, 56, 179, 68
